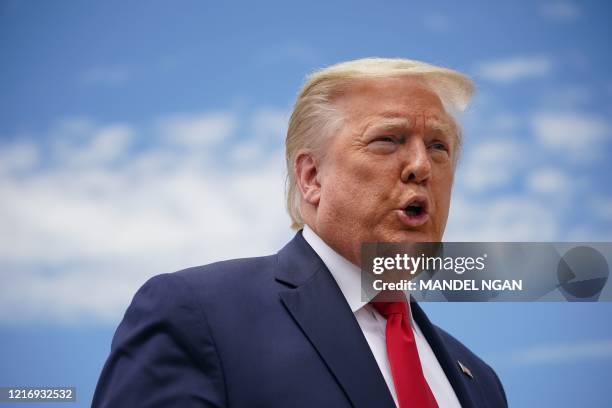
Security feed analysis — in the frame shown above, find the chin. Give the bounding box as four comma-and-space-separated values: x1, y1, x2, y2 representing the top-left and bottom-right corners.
394, 229, 437, 242
372, 223, 439, 243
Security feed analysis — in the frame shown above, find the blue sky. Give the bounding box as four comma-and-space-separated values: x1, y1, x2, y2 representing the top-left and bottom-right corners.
1, 0, 612, 406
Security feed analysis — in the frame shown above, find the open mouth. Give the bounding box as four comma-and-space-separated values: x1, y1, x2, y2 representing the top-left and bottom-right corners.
397, 196, 430, 227
404, 196, 428, 217
405, 202, 426, 217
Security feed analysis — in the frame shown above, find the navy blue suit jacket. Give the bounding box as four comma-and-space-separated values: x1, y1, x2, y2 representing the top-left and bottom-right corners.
94, 231, 507, 407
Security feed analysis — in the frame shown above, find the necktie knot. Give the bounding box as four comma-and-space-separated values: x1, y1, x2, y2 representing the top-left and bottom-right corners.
370, 301, 408, 318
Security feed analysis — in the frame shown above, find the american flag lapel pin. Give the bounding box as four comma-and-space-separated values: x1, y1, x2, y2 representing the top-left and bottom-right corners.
457, 360, 474, 379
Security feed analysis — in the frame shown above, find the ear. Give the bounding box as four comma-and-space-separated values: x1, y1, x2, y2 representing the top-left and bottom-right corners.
294, 151, 321, 206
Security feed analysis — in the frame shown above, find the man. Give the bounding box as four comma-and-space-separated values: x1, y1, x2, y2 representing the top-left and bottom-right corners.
94, 58, 508, 407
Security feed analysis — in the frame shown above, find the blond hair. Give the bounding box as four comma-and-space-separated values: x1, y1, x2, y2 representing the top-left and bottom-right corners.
285, 57, 475, 230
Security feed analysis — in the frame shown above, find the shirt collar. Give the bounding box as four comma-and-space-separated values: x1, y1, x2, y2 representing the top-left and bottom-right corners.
302, 225, 375, 313
301, 226, 418, 331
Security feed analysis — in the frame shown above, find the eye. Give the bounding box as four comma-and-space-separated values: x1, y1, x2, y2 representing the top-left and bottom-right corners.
429, 141, 449, 152
367, 135, 400, 154
373, 136, 397, 144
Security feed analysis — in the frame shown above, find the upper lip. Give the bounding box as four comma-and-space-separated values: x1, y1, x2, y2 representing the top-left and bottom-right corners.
402, 195, 430, 214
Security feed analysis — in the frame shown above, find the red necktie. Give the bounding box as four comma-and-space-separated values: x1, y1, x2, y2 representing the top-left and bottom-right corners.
371, 300, 438, 408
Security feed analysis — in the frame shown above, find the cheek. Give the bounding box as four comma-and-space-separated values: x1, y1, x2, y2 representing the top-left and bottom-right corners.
328, 151, 373, 185
347, 159, 397, 207
322, 155, 393, 213
431, 170, 454, 220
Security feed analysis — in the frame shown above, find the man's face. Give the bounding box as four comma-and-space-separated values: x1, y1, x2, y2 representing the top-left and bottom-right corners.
314, 76, 458, 264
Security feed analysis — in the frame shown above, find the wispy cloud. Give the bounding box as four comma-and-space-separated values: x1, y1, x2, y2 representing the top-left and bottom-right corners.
157, 112, 236, 150
511, 339, 612, 365
53, 123, 134, 167
447, 102, 608, 242
0, 108, 292, 323
539, 2, 581, 22
446, 195, 559, 241
532, 112, 611, 161
526, 167, 570, 195
459, 139, 527, 192
0, 141, 39, 173
250, 108, 289, 140
477, 56, 552, 83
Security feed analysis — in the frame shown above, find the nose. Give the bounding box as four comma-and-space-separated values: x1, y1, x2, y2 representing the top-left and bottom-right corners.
400, 138, 431, 184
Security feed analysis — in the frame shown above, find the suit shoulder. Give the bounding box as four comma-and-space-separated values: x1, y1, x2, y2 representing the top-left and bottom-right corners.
126, 254, 280, 321
172, 254, 278, 285
134, 254, 281, 306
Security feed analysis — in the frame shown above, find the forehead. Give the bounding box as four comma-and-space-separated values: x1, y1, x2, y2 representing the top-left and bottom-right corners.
333, 76, 453, 127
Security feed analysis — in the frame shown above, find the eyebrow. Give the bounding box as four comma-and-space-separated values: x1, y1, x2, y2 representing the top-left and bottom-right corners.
426, 118, 459, 141
363, 116, 458, 141
363, 117, 413, 133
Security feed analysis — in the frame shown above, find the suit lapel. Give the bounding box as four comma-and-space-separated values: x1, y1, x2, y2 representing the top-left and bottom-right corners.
410, 301, 479, 408
276, 232, 395, 408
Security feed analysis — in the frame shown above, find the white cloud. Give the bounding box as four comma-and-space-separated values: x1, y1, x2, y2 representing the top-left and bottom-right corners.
0, 141, 40, 174
511, 339, 612, 365
526, 167, 567, 195
460, 169, 510, 192
477, 56, 552, 83
449, 139, 569, 241
228, 108, 288, 165
539, 2, 581, 22
229, 142, 268, 163
0, 110, 294, 323
445, 195, 558, 241
250, 108, 289, 140
53, 124, 134, 168
157, 112, 236, 150
532, 112, 611, 161
458, 139, 527, 192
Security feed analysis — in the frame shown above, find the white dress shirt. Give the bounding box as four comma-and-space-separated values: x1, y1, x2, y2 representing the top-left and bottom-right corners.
302, 226, 462, 408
